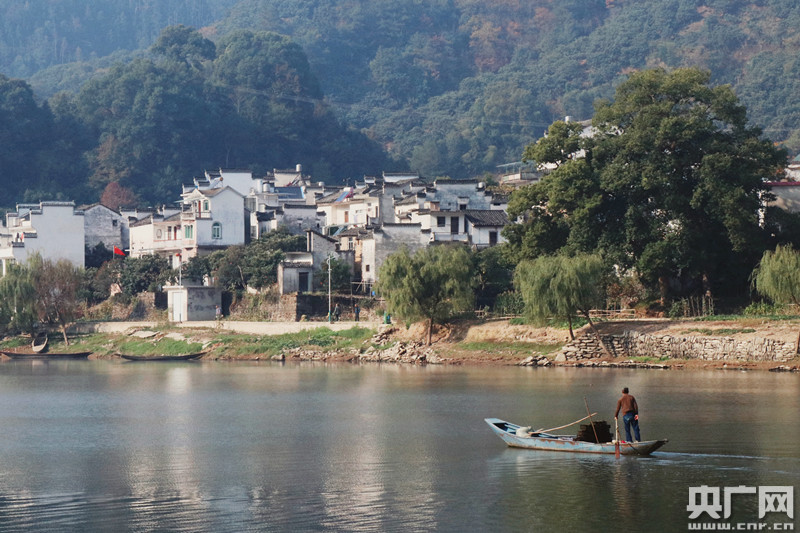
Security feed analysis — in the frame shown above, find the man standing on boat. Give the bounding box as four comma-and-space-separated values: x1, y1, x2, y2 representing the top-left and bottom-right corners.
615, 387, 640, 442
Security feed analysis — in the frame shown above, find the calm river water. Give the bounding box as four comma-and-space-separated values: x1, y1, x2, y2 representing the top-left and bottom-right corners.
0, 361, 796, 532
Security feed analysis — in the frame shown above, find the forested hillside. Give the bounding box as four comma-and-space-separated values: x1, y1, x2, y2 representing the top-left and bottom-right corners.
216, 0, 800, 177
0, 26, 390, 206
2, 0, 800, 206
0, 1, 238, 77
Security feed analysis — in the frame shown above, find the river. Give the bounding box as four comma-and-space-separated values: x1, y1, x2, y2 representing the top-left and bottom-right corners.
0, 361, 796, 532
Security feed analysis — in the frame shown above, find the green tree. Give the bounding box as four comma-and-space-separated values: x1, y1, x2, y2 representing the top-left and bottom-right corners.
0, 262, 38, 336
317, 257, 352, 293
117, 255, 171, 295
751, 245, 800, 307
241, 228, 305, 289
211, 30, 321, 128
506, 68, 787, 302
86, 258, 123, 305
376, 245, 474, 345
208, 246, 247, 293
752, 244, 800, 353
0, 75, 90, 204
151, 24, 216, 68
182, 255, 212, 285
514, 253, 610, 354
205, 228, 306, 293
522, 120, 586, 168
30, 257, 84, 345
473, 246, 514, 310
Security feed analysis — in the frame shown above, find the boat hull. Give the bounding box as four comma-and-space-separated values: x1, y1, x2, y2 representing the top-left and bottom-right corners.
485, 418, 667, 456
31, 332, 48, 353
1, 351, 91, 360
117, 352, 205, 361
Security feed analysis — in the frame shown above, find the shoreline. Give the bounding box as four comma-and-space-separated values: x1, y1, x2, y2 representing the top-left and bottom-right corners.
40, 318, 800, 372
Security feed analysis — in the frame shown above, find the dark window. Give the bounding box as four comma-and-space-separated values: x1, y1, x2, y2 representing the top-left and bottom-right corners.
451, 216, 459, 234
437, 216, 446, 227
298, 272, 309, 293
489, 231, 498, 245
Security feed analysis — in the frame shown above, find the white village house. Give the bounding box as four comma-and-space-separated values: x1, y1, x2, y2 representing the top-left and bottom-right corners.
0, 201, 85, 275
129, 185, 246, 268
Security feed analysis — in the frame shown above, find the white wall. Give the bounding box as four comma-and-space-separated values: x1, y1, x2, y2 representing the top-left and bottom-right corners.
191, 188, 245, 247
0, 202, 85, 269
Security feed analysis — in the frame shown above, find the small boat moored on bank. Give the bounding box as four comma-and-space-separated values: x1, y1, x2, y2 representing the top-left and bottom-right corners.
485, 417, 667, 456
1, 350, 92, 360
31, 332, 48, 353
117, 352, 205, 361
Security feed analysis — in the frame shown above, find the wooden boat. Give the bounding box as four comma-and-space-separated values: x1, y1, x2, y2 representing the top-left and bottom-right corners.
485, 418, 667, 456
1, 350, 91, 360
117, 352, 205, 361
31, 332, 48, 353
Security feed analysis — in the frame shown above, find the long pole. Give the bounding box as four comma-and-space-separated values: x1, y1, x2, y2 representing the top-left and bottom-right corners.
615, 417, 621, 459
327, 255, 332, 323
534, 412, 597, 433
583, 397, 600, 443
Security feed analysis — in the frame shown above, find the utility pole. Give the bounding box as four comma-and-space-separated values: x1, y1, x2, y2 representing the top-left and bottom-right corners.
327, 254, 332, 323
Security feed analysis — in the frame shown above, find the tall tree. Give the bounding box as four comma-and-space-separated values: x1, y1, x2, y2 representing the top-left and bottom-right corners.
30, 256, 84, 345
751, 245, 800, 307
752, 244, 800, 353
506, 68, 787, 302
0, 74, 90, 204
75, 55, 230, 202
0, 262, 38, 336
151, 24, 216, 69
317, 257, 352, 294
514, 253, 609, 353
116, 255, 171, 296
376, 244, 474, 345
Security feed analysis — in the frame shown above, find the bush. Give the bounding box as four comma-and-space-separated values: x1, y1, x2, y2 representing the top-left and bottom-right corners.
494, 290, 524, 316
668, 301, 685, 319
743, 301, 789, 316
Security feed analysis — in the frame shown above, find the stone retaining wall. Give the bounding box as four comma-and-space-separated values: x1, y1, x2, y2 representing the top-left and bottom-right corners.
559, 331, 797, 363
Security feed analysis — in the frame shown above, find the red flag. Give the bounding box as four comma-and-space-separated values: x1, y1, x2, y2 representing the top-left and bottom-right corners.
113, 246, 126, 256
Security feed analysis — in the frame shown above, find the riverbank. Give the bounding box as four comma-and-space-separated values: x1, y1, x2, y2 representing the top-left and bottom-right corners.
5, 317, 800, 372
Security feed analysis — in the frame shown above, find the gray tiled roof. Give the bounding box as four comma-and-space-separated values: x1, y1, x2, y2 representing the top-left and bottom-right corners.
464, 210, 509, 227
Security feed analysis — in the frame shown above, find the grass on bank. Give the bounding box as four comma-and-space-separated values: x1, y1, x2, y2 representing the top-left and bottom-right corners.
0, 332, 205, 357
457, 341, 563, 357
0, 326, 377, 359
210, 326, 375, 358
115, 337, 204, 356
682, 328, 756, 336
0, 332, 118, 354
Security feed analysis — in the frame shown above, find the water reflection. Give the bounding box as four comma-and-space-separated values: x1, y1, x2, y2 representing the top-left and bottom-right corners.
0, 362, 796, 531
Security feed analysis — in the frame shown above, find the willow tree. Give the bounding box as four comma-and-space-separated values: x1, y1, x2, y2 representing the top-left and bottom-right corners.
0, 262, 38, 336
752, 245, 800, 306
752, 244, 800, 353
376, 245, 474, 345
514, 253, 611, 356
